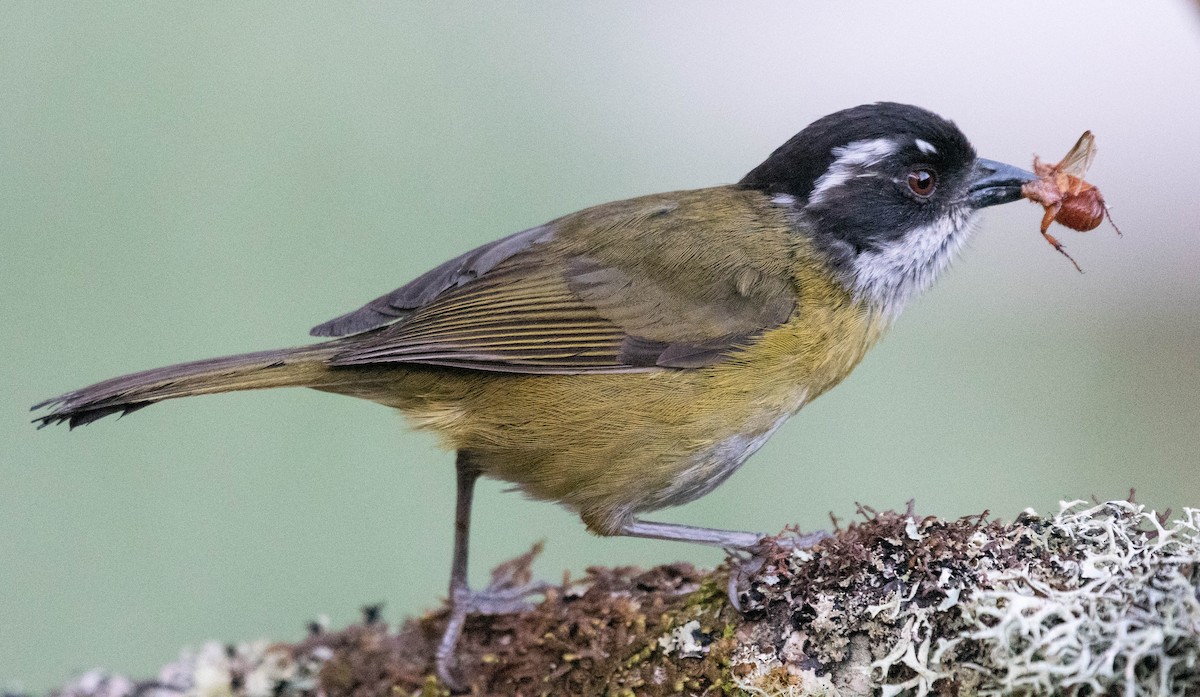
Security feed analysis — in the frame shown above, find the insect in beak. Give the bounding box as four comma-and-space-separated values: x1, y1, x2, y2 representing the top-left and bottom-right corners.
1021, 131, 1122, 272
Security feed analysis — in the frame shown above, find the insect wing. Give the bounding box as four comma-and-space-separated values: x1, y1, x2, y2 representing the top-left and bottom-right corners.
1056, 130, 1097, 178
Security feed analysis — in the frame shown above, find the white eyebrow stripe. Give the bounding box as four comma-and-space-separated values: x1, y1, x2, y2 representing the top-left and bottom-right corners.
915, 138, 937, 155
832, 137, 897, 167
807, 137, 898, 207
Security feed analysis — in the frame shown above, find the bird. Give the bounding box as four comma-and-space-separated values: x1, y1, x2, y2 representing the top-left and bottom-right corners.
33, 102, 1036, 690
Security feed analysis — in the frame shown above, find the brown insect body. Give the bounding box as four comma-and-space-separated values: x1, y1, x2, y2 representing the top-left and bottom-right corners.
1021, 131, 1121, 272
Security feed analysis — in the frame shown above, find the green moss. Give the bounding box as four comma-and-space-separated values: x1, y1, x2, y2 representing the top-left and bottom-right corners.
624, 640, 657, 669
684, 576, 728, 611
413, 676, 450, 697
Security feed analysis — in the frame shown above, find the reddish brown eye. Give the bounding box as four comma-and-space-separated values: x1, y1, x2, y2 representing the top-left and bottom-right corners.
907, 168, 937, 197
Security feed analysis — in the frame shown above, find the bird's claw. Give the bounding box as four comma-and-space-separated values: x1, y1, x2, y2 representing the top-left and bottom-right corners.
725, 529, 832, 612
451, 579, 551, 616
437, 543, 550, 692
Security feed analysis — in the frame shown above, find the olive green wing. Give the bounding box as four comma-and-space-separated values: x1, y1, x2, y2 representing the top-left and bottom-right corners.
321, 190, 798, 373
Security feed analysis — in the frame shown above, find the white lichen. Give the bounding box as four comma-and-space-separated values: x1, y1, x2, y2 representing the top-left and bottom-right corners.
51, 671, 133, 697
944, 501, 1200, 696
905, 517, 926, 541
733, 666, 841, 697
657, 619, 708, 658
52, 640, 327, 697
737, 500, 1200, 697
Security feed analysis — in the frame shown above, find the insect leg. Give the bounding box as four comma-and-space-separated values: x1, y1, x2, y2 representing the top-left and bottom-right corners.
1102, 203, 1124, 237
1042, 229, 1083, 273
1039, 202, 1061, 234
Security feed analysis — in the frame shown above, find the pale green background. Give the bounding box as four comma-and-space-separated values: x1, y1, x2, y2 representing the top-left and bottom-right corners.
3, 2, 1199, 690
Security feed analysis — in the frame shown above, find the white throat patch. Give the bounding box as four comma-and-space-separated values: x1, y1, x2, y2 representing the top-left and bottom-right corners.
807, 138, 898, 207
852, 208, 978, 320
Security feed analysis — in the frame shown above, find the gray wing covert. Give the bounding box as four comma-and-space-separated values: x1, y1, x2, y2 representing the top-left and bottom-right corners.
315, 193, 798, 373
310, 224, 555, 337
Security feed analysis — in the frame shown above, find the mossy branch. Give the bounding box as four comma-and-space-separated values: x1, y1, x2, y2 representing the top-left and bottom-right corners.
50, 501, 1200, 697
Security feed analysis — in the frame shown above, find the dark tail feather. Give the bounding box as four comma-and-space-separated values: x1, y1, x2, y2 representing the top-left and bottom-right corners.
33, 345, 338, 429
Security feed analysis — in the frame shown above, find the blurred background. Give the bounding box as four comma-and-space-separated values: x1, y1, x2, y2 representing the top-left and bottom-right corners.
3, 2, 1198, 690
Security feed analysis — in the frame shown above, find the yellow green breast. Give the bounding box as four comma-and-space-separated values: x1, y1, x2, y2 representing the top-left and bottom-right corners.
375, 233, 887, 533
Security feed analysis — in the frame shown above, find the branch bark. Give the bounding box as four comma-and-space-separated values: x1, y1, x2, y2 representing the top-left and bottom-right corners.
49, 501, 1200, 697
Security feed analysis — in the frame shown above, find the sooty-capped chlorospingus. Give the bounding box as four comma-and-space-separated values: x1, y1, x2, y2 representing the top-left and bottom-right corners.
35, 102, 1037, 689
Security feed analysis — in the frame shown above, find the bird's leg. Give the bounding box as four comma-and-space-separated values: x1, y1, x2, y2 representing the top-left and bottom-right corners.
616, 519, 829, 611
618, 518, 829, 552
434, 453, 480, 691
618, 519, 767, 549
435, 452, 548, 692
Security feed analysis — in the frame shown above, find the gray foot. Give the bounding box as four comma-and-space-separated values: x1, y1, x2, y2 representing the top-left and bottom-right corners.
726, 529, 831, 611
435, 549, 549, 692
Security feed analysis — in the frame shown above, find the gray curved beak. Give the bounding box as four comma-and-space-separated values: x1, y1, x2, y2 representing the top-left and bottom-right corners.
968, 158, 1037, 208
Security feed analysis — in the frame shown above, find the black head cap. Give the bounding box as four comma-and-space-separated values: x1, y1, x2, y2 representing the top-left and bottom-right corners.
739, 103, 1036, 312
739, 102, 975, 204
739, 103, 989, 256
